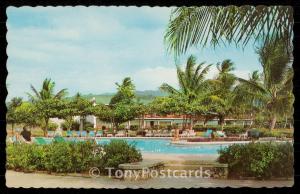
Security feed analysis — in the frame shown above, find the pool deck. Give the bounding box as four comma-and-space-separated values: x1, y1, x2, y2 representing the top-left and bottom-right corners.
6, 170, 293, 188
143, 153, 219, 161
171, 140, 251, 145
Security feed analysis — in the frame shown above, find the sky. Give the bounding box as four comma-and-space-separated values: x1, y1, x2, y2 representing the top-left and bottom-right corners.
6, 6, 262, 101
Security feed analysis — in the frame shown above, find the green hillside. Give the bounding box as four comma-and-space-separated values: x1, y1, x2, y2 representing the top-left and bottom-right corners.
68, 90, 167, 104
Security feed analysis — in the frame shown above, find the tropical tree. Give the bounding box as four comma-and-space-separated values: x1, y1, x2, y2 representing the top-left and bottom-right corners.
14, 102, 39, 129
233, 71, 265, 126
108, 77, 140, 130
58, 99, 79, 132
27, 78, 67, 102
110, 77, 136, 105
207, 59, 237, 130
34, 99, 66, 136
238, 39, 293, 130
160, 55, 212, 130
72, 93, 95, 133
164, 6, 293, 57
161, 55, 211, 101
27, 78, 68, 136
6, 97, 23, 135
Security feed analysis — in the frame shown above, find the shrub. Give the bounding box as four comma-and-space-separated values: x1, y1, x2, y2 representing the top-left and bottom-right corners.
129, 125, 139, 131
84, 121, 94, 129
218, 142, 293, 179
136, 130, 146, 136
117, 125, 126, 130
6, 140, 142, 174
86, 126, 94, 132
100, 140, 142, 173
44, 142, 74, 173
257, 128, 293, 138
6, 143, 45, 171
222, 126, 246, 135
48, 122, 59, 131
247, 129, 260, 138
61, 120, 77, 131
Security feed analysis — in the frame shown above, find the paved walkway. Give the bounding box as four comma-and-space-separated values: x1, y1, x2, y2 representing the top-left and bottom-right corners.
6, 171, 293, 188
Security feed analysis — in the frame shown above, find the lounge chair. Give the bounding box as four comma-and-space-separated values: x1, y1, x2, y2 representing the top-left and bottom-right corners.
54, 130, 62, 137
34, 137, 49, 145
216, 131, 226, 137
66, 130, 73, 137
89, 131, 95, 137
203, 129, 213, 138
115, 130, 126, 137
180, 131, 189, 137
47, 131, 55, 137
145, 131, 153, 137
96, 130, 103, 137
106, 133, 114, 137
81, 131, 87, 138
160, 130, 168, 137
154, 130, 162, 137
75, 131, 81, 137
53, 136, 66, 143
7, 136, 17, 143
166, 130, 173, 137
188, 130, 196, 137
239, 131, 248, 139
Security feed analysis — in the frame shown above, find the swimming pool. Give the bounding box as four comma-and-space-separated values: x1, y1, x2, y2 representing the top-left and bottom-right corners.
95, 138, 229, 155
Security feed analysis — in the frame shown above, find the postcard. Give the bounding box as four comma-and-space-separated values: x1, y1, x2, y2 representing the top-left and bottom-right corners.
5, 6, 294, 188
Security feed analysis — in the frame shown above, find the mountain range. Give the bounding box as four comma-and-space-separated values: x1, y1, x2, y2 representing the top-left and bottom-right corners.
69, 90, 167, 104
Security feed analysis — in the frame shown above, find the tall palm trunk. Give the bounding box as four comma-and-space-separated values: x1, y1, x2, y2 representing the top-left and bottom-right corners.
219, 115, 225, 130
189, 115, 193, 131
44, 118, 49, 137
11, 123, 14, 136
270, 115, 276, 130
79, 116, 84, 136
284, 115, 288, 129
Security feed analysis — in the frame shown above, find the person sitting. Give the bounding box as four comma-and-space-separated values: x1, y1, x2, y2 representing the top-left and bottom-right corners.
54, 129, 62, 137
20, 126, 32, 144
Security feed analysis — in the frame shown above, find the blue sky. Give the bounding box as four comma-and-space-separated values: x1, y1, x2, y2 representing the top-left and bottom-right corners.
6, 6, 262, 101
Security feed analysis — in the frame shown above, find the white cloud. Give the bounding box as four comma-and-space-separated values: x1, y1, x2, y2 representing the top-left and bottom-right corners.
6, 7, 260, 101
132, 66, 178, 90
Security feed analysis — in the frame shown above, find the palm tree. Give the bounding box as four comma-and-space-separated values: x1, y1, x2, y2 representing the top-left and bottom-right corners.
160, 55, 212, 130
238, 39, 293, 130
233, 71, 265, 126
161, 55, 212, 101
164, 6, 293, 57
28, 78, 67, 102
208, 60, 237, 130
110, 77, 136, 105
27, 78, 67, 136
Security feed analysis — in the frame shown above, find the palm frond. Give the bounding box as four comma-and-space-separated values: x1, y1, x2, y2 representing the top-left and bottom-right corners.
237, 77, 268, 93
30, 85, 41, 99
54, 89, 68, 99
165, 6, 293, 57
160, 83, 179, 95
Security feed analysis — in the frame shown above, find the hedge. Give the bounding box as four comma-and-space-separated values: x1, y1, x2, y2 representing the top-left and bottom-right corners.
6, 140, 142, 174
218, 142, 293, 179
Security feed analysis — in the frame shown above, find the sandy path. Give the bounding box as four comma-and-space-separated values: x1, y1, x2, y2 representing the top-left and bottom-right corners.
6, 170, 293, 188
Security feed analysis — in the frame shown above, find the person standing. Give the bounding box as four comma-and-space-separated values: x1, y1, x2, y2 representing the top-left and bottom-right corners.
20, 126, 32, 143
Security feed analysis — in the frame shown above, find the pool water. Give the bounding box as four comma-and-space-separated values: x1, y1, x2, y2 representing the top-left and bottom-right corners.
95, 138, 229, 155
